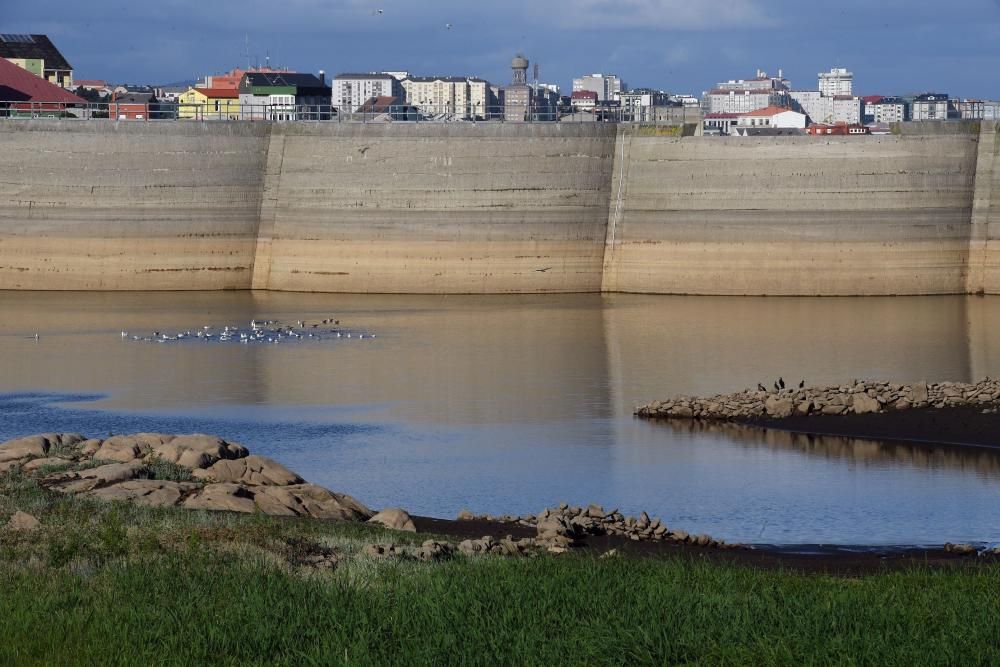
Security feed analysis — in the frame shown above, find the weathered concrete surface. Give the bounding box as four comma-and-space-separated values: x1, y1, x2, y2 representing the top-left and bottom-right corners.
255, 123, 617, 293
602, 124, 980, 295
2, 119, 999, 295
968, 121, 1000, 294
0, 120, 269, 290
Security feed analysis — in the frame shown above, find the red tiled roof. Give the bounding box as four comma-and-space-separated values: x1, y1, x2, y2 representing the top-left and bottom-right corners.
861, 95, 883, 104
75, 79, 108, 88
571, 90, 598, 99
741, 105, 797, 117
193, 87, 239, 98
704, 112, 739, 118
0, 56, 85, 103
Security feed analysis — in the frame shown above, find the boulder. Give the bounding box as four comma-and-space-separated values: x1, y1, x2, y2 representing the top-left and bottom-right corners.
852, 393, 881, 415
89, 480, 198, 507
764, 397, 794, 418
196, 455, 302, 486
821, 404, 846, 416
250, 486, 305, 517
79, 439, 103, 457
58, 461, 147, 493
368, 508, 417, 532
22, 457, 73, 472
5, 511, 40, 531
183, 483, 257, 514
278, 484, 373, 521
456, 509, 475, 521
0, 435, 50, 463
909, 383, 928, 404
95, 433, 175, 463
152, 434, 248, 470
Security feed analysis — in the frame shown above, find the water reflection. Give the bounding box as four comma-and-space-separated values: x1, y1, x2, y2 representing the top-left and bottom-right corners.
655, 418, 1000, 480
1, 291, 999, 544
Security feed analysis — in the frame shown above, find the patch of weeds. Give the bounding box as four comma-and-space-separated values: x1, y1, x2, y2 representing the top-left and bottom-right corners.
48, 441, 82, 460
143, 458, 195, 483
34, 463, 75, 476
46, 532, 89, 568
97, 510, 129, 559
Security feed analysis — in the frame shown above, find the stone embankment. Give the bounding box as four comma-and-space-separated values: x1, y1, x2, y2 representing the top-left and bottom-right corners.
635, 379, 1000, 421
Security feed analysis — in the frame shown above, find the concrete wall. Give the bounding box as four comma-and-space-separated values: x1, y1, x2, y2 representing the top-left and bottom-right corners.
602, 124, 981, 295
969, 121, 1000, 294
2, 119, 999, 295
252, 123, 617, 293
0, 120, 269, 290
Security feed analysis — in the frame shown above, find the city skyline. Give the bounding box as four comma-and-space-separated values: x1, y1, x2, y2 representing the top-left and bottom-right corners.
5, 0, 1000, 97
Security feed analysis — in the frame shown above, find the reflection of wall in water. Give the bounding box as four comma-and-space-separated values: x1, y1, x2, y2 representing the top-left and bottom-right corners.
600, 294, 974, 416
248, 292, 614, 425
659, 418, 1000, 480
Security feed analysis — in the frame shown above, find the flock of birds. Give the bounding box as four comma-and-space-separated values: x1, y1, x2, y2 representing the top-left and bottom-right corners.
120, 318, 375, 346
757, 377, 806, 392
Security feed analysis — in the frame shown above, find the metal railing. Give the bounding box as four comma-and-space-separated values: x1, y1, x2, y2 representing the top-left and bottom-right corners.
0, 100, 704, 125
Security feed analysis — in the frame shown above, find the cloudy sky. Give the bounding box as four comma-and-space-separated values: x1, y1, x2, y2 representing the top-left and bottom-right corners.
7, 0, 1000, 97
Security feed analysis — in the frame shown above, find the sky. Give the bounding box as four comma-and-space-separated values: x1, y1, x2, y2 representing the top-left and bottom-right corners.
6, 0, 1000, 97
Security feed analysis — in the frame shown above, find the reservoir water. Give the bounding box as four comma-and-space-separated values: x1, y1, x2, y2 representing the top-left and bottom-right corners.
1, 291, 999, 546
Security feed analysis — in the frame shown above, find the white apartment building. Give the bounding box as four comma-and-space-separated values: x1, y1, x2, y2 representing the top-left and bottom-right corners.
704, 88, 789, 114
818, 68, 853, 97
572, 73, 624, 101
401, 76, 492, 118
984, 101, 1000, 121
332, 73, 405, 112
832, 96, 862, 124
866, 98, 908, 123
911, 93, 950, 121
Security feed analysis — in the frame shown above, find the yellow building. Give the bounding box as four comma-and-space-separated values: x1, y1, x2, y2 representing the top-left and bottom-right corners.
177, 87, 241, 119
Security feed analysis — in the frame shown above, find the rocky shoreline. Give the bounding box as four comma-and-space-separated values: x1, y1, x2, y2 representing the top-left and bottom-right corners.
634, 378, 1000, 422
3, 430, 997, 568
0, 431, 732, 561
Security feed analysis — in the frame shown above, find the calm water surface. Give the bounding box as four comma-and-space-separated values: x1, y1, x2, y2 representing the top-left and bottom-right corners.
2, 291, 999, 545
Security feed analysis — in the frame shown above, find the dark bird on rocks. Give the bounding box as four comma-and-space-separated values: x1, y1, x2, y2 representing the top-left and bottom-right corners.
799, 380, 805, 389
757, 383, 766, 392
778, 377, 785, 390
773, 382, 780, 392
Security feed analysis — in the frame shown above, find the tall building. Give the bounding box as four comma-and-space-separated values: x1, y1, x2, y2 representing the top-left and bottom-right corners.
703, 69, 790, 114
332, 73, 405, 112
572, 73, 624, 101
503, 54, 532, 122
401, 76, 492, 118
818, 68, 853, 97
0, 34, 73, 88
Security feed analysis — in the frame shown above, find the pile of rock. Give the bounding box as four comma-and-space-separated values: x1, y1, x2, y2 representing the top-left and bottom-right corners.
635, 379, 1000, 422
459, 502, 729, 549
0, 432, 373, 521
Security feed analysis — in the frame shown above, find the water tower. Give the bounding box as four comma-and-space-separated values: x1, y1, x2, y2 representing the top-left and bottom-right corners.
511, 54, 529, 85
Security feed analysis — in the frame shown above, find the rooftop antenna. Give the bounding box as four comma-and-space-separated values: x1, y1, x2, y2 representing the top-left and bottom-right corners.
245, 33, 250, 70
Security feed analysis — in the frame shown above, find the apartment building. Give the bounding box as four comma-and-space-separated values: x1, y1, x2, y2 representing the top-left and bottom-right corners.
333, 73, 404, 112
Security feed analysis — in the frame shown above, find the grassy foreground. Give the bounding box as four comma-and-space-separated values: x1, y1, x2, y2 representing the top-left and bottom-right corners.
2, 471, 1000, 665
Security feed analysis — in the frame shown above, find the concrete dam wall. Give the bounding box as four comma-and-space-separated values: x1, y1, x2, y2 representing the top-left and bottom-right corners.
0, 119, 997, 295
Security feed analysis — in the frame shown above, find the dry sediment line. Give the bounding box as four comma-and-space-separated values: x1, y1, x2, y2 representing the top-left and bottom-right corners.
634, 379, 1000, 422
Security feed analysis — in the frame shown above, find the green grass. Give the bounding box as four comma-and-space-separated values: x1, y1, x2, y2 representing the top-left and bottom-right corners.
2, 473, 1000, 665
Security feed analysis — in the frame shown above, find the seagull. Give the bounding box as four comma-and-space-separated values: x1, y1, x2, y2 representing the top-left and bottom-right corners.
32, 333, 39, 341
535, 267, 552, 273
773, 382, 780, 392
121, 331, 128, 338
372, 8, 383, 15
446, 23, 452, 29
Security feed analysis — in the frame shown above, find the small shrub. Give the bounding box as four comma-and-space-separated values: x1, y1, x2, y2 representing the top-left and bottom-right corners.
143, 459, 194, 483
